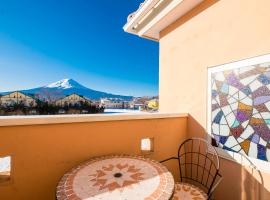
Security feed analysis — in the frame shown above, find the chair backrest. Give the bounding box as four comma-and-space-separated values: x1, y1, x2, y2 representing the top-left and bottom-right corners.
177, 137, 221, 196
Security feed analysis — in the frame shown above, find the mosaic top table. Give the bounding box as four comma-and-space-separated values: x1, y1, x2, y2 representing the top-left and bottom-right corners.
56, 155, 175, 200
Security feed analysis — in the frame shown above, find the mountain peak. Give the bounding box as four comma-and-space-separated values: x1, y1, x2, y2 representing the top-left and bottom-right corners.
7, 78, 134, 101
45, 78, 86, 89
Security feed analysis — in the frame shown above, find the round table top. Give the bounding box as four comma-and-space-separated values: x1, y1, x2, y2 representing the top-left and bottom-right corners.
56, 155, 175, 200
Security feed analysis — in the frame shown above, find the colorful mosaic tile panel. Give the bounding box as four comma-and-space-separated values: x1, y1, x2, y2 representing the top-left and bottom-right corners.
56, 155, 174, 200
211, 62, 270, 161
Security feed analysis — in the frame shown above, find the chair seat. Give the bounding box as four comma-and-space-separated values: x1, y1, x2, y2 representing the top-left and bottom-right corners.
172, 182, 208, 200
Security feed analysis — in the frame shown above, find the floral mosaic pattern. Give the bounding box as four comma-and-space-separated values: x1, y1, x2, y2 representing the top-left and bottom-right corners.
172, 182, 207, 200
56, 155, 174, 200
89, 163, 144, 192
211, 62, 270, 161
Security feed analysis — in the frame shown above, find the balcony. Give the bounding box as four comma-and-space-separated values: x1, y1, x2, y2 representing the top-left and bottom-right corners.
0, 113, 187, 199
0, 113, 270, 199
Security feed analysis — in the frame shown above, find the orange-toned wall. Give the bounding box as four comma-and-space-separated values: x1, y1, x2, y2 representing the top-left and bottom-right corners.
0, 117, 187, 200
159, 0, 270, 199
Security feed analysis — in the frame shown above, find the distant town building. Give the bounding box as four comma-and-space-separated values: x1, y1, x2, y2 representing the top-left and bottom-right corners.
100, 98, 129, 109
129, 96, 159, 111
0, 91, 36, 107
55, 94, 91, 106
129, 102, 144, 110
91, 100, 101, 106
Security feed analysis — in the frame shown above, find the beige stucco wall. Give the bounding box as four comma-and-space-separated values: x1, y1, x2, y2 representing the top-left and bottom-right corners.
159, 0, 270, 199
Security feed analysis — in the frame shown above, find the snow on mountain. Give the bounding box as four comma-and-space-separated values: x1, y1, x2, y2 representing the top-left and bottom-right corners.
1, 79, 133, 101
46, 79, 86, 89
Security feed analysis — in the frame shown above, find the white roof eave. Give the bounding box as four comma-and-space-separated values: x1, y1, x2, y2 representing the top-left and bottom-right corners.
123, 0, 204, 41
123, 0, 160, 33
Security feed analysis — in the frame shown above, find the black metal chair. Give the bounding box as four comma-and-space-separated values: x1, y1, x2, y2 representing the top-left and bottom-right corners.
160, 137, 222, 200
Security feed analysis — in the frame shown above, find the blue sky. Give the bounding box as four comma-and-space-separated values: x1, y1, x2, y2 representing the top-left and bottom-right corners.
0, 0, 158, 97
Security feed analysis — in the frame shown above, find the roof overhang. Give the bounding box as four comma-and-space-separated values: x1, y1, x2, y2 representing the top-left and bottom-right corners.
123, 0, 204, 41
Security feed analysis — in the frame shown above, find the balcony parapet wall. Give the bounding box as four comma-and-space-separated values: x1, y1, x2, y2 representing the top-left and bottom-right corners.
0, 115, 187, 200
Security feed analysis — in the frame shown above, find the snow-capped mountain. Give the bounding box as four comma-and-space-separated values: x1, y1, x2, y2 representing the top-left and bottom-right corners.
46, 78, 87, 90
1, 79, 133, 101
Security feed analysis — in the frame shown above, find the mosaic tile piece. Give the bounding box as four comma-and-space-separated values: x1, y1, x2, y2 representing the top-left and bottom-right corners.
238, 102, 252, 110
221, 105, 232, 116
220, 83, 229, 94
259, 137, 267, 146
211, 62, 270, 162
238, 68, 259, 79
226, 112, 237, 127
236, 110, 249, 122
226, 73, 244, 89
230, 126, 244, 138
240, 140, 250, 154
250, 118, 264, 125
213, 110, 224, 124
219, 125, 230, 136
260, 112, 270, 119
249, 80, 263, 92
232, 120, 240, 128
254, 104, 268, 112
248, 142, 258, 158
252, 86, 270, 98
241, 86, 252, 96
254, 96, 270, 105
251, 134, 260, 143
252, 124, 270, 141
265, 119, 270, 124
258, 74, 270, 85
219, 136, 228, 144
257, 144, 267, 160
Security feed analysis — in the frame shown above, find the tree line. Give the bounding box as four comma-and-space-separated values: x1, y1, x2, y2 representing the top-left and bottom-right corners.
0, 100, 105, 115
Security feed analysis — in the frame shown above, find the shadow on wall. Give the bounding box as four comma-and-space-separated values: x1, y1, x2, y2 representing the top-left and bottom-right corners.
239, 159, 265, 200
187, 114, 270, 200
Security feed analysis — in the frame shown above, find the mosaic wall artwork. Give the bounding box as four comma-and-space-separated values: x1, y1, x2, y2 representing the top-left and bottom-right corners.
210, 61, 270, 162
